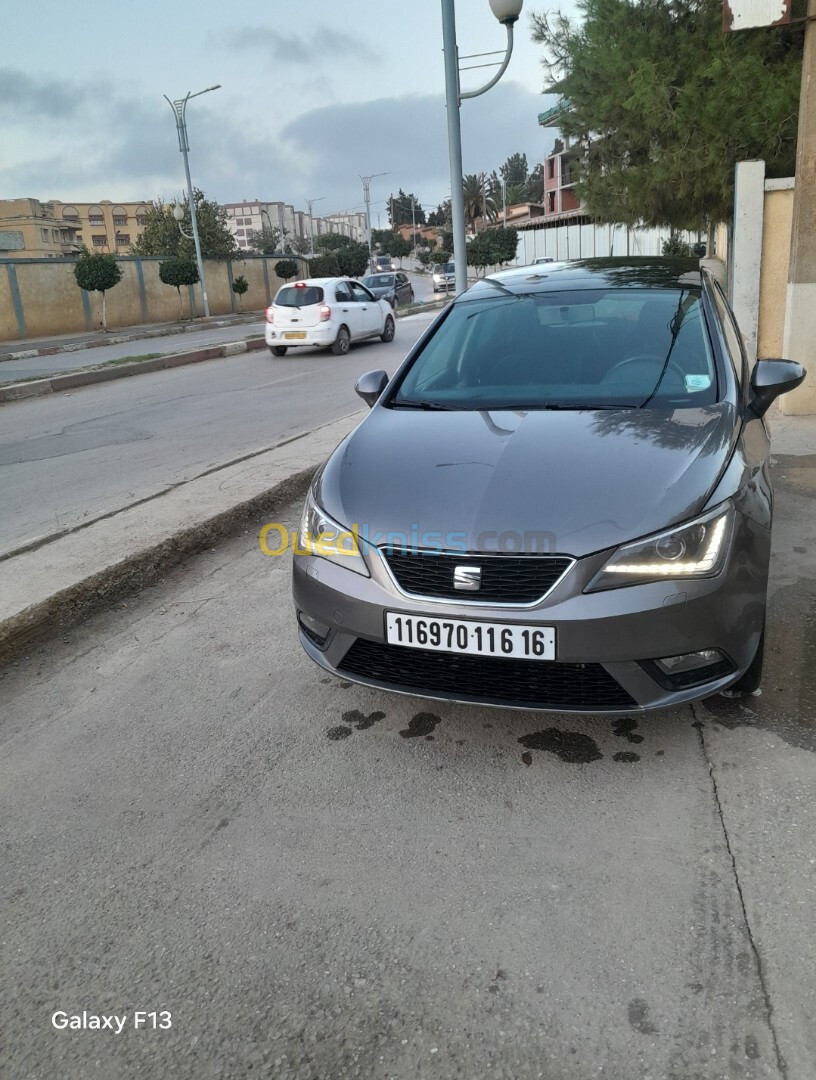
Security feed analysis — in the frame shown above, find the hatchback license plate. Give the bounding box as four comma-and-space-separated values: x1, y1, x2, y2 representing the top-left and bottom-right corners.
283, 331, 307, 339
385, 613, 555, 660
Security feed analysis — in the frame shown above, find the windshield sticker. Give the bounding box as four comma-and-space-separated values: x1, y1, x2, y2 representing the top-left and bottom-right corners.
685, 374, 712, 392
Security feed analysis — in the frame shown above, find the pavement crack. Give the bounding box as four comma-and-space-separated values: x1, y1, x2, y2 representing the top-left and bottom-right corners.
693, 705, 788, 1080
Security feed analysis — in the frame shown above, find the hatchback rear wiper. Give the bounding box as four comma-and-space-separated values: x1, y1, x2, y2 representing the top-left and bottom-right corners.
392, 399, 458, 411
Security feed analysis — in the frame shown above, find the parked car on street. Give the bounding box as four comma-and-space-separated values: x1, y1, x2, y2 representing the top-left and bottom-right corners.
432, 262, 456, 293
292, 258, 805, 713
361, 271, 415, 308
265, 278, 395, 356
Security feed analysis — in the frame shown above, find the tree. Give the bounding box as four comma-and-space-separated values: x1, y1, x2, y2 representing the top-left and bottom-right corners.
462, 173, 497, 231
371, 228, 396, 253
465, 227, 519, 275
249, 224, 283, 255
387, 189, 426, 227
232, 274, 249, 310
427, 200, 451, 227
530, 0, 803, 229
73, 250, 123, 331
275, 259, 299, 281
313, 233, 369, 276
132, 190, 237, 259
288, 235, 311, 256
159, 256, 199, 320
500, 152, 529, 187
308, 254, 341, 277
389, 233, 411, 265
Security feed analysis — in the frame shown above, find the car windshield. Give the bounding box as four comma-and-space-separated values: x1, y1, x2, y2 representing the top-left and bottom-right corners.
391, 287, 717, 410
363, 275, 393, 288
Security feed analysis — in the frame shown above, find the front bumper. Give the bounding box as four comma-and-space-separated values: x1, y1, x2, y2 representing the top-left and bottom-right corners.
291, 515, 769, 714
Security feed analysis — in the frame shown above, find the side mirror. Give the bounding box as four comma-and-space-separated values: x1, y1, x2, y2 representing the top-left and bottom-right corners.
749, 359, 806, 418
355, 369, 389, 408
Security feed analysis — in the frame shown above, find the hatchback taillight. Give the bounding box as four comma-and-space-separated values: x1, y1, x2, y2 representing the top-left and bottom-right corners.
319, 305, 331, 322
265, 307, 275, 324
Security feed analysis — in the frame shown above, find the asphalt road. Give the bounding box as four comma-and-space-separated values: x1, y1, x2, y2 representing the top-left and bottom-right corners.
1, 453, 814, 1079
0, 311, 437, 558
0, 272, 440, 382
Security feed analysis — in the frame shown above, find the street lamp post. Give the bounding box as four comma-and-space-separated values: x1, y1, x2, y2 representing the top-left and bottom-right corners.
361, 172, 389, 270
305, 196, 326, 255
441, 0, 523, 294
164, 83, 221, 317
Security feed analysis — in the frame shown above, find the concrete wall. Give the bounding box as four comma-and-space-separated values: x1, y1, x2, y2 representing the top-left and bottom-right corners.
758, 181, 795, 360
0, 254, 309, 341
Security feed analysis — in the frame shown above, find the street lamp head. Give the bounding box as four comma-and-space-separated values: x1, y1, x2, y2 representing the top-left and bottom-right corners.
172, 203, 185, 222
489, 0, 524, 24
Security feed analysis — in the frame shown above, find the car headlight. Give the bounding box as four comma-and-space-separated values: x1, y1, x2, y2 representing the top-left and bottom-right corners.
297, 491, 369, 577
585, 503, 734, 591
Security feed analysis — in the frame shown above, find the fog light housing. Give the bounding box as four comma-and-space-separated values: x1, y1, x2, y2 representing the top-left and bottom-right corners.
641, 649, 733, 690
298, 612, 330, 649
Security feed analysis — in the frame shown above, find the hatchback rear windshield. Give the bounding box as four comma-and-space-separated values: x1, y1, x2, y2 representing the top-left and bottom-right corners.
276, 285, 324, 307
363, 275, 393, 287
392, 287, 717, 410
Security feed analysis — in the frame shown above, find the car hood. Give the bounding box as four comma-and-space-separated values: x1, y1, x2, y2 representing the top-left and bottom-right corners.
316, 405, 737, 558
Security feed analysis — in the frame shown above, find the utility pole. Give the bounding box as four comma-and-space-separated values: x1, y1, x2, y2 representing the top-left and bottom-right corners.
361, 172, 388, 270
305, 196, 325, 255
783, 0, 816, 413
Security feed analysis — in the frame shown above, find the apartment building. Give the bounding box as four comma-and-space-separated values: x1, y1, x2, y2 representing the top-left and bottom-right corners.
46, 200, 150, 253
0, 199, 83, 257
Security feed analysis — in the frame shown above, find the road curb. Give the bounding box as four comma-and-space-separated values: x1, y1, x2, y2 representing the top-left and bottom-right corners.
0, 314, 262, 361
0, 412, 363, 667
0, 337, 266, 403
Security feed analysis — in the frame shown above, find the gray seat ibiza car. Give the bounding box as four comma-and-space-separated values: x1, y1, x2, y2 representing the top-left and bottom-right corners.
292, 259, 804, 714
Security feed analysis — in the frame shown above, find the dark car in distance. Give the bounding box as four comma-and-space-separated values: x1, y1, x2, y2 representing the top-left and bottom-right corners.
361, 271, 415, 308
292, 259, 805, 714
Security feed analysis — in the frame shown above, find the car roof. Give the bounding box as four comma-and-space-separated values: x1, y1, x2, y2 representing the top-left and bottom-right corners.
458, 257, 702, 301
278, 277, 350, 288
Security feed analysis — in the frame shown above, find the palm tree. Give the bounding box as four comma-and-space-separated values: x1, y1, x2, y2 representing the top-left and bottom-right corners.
462, 173, 497, 232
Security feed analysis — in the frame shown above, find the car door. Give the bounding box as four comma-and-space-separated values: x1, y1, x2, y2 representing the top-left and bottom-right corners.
350, 281, 381, 336
395, 273, 410, 305
333, 281, 362, 339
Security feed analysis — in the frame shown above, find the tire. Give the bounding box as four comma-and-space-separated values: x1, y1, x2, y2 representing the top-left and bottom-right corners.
271, 346, 288, 356
380, 316, 395, 343
331, 326, 350, 356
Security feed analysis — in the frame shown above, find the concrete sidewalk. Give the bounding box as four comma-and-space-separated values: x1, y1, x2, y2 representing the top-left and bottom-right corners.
0, 310, 263, 360
0, 411, 363, 665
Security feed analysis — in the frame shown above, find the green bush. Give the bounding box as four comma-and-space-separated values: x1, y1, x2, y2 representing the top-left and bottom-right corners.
159, 256, 199, 320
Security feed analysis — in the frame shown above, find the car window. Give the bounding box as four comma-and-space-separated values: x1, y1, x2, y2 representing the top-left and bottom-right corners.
444, 263, 455, 274
362, 274, 392, 288
275, 284, 324, 307
391, 288, 718, 410
350, 282, 374, 302
397, 274, 407, 284
710, 280, 745, 388
334, 282, 352, 302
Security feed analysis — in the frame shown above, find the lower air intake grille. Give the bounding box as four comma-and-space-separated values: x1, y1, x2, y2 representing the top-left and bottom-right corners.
338, 639, 635, 711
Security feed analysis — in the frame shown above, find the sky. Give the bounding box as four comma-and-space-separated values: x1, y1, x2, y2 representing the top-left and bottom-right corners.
1, 0, 567, 223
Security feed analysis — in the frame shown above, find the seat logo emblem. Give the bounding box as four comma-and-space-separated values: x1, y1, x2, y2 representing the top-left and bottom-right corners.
454, 565, 482, 591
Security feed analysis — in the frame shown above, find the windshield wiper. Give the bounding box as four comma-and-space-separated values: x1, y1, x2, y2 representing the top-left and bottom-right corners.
392, 399, 458, 411
481, 402, 638, 411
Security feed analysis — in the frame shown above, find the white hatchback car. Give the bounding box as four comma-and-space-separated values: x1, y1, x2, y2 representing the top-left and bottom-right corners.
265, 278, 395, 356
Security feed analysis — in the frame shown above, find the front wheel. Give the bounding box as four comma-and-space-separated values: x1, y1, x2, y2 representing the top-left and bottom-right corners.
270, 346, 288, 356
331, 326, 350, 356
380, 316, 395, 343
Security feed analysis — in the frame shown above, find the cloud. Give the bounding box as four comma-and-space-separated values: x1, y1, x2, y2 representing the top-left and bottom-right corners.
0, 67, 95, 120
218, 27, 378, 66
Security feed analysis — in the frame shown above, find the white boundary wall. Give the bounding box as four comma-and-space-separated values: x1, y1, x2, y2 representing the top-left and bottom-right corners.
515, 223, 697, 264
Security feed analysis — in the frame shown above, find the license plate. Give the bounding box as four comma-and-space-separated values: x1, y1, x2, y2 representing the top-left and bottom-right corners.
283, 331, 307, 339
385, 613, 555, 660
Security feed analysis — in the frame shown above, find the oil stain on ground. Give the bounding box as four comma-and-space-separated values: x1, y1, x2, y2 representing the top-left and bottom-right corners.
518, 729, 603, 764
612, 716, 644, 744
400, 712, 441, 739
326, 710, 386, 740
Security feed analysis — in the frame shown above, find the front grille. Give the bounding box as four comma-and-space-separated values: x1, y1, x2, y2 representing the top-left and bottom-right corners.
382, 550, 572, 604
339, 639, 635, 711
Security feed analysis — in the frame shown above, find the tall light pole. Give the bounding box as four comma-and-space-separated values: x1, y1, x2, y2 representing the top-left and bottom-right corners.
164, 84, 221, 317
361, 172, 389, 270
501, 177, 507, 227
441, 0, 523, 294
305, 196, 326, 255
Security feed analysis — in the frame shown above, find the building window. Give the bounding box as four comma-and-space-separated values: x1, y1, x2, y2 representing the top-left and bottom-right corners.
547, 192, 556, 213
116, 234, 130, 245
547, 158, 556, 180
113, 215, 128, 226
136, 217, 146, 227
89, 217, 104, 226
52, 229, 60, 242
76, 234, 83, 243
236, 228, 245, 236
245, 228, 254, 238
92, 235, 108, 247
41, 228, 49, 241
